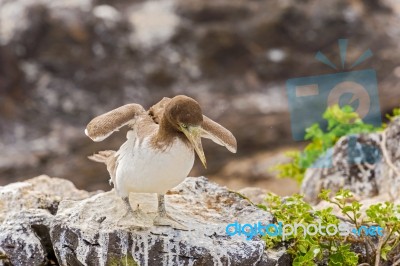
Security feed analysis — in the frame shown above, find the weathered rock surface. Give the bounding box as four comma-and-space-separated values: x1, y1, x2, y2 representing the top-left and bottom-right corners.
1, 0, 400, 192
237, 187, 270, 205
302, 117, 400, 204
50, 176, 287, 266
0, 176, 291, 266
315, 192, 400, 222
0, 175, 92, 266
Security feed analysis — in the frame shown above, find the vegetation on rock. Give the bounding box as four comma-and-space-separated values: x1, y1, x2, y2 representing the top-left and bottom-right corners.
258, 189, 400, 265
274, 105, 400, 184
263, 106, 400, 265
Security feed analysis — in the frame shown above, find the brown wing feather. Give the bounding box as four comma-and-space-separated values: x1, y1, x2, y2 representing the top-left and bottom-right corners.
148, 97, 171, 124
85, 103, 146, 142
148, 97, 237, 152
201, 115, 237, 153
88, 150, 118, 185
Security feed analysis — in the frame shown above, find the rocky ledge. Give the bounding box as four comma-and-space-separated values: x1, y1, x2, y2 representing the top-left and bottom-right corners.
302, 117, 400, 204
0, 176, 290, 266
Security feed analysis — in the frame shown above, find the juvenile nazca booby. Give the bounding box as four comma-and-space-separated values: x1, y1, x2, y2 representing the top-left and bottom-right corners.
85, 95, 237, 227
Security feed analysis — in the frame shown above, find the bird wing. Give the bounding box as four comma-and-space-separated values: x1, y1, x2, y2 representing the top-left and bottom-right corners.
85, 103, 146, 142
148, 97, 237, 153
88, 150, 118, 185
148, 97, 171, 124
201, 115, 237, 153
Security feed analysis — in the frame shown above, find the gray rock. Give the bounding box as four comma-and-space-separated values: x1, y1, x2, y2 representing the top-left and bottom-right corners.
377, 116, 400, 199
0, 210, 53, 266
1, 0, 400, 191
0, 175, 92, 265
237, 187, 270, 205
0, 175, 290, 265
302, 118, 400, 204
50, 176, 287, 266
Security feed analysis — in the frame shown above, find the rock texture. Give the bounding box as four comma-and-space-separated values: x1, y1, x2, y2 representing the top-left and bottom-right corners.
0, 176, 291, 266
50, 177, 285, 266
0, 175, 92, 266
1, 0, 400, 191
302, 117, 400, 204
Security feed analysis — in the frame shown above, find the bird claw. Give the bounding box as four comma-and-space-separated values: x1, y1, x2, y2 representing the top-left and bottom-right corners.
153, 214, 188, 230
117, 209, 149, 228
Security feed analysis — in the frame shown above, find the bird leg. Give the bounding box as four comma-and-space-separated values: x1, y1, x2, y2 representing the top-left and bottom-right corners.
157, 193, 167, 217
118, 197, 147, 227
153, 194, 187, 230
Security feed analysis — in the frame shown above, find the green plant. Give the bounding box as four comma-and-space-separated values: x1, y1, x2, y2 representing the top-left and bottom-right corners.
109, 254, 139, 266
383, 107, 400, 128
261, 191, 358, 265
365, 202, 400, 264
274, 105, 383, 183
260, 189, 400, 265
320, 189, 400, 265
266, 106, 400, 264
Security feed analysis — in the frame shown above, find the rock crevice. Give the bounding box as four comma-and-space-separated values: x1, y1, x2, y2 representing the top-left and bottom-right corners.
0, 176, 286, 266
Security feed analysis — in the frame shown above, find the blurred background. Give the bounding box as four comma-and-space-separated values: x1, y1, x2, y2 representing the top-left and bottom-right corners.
1, 0, 400, 195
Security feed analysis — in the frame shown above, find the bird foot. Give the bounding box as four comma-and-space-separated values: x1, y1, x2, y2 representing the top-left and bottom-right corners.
153, 214, 188, 230
117, 209, 149, 228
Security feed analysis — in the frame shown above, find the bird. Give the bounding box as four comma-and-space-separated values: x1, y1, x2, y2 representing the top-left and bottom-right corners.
85, 95, 237, 228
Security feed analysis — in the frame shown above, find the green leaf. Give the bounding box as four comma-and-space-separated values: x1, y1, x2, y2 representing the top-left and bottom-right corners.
381, 245, 392, 261
273, 104, 384, 183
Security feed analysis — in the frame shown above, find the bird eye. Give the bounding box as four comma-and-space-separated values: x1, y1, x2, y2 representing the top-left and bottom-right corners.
181, 123, 187, 128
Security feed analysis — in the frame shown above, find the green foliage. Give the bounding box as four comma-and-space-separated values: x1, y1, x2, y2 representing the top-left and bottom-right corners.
383, 107, 400, 128
365, 202, 400, 262
109, 254, 139, 266
259, 189, 400, 265
262, 191, 358, 265
266, 106, 400, 263
322, 189, 400, 265
274, 105, 383, 183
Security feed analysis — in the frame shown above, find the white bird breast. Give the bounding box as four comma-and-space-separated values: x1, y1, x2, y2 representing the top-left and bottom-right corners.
114, 131, 195, 197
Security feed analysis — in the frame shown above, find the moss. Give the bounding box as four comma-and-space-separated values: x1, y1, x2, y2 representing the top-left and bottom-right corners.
108, 254, 139, 266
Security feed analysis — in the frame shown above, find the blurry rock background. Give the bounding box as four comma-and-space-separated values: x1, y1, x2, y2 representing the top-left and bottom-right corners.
1, 0, 400, 194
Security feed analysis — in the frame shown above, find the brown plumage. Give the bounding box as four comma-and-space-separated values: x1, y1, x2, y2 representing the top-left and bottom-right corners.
88, 150, 118, 185
86, 104, 146, 142
86, 95, 237, 153
85, 95, 237, 228
148, 96, 237, 152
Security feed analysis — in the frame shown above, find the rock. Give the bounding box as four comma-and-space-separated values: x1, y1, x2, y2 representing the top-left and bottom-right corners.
0, 175, 92, 265
237, 187, 269, 205
301, 117, 400, 204
0, 210, 54, 266
0, 175, 290, 265
207, 148, 299, 196
377, 117, 400, 199
1, 0, 400, 191
314, 193, 399, 221
50, 176, 288, 265
4, 173, 397, 265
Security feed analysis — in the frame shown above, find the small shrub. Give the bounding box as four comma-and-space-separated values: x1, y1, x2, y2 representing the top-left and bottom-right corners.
259, 190, 400, 265
274, 105, 384, 184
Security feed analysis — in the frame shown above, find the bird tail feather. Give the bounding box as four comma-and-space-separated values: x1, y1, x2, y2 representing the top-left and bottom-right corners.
88, 150, 116, 163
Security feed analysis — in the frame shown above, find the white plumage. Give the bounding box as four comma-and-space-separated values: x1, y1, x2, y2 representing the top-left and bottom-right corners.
115, 130, 194, 197
85, 95, 237, 227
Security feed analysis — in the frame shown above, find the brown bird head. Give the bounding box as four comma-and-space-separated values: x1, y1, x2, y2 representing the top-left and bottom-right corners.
164, 95, 207, 168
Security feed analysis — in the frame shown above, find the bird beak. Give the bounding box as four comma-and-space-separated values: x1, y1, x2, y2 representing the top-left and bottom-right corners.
181, 125, 207, 168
